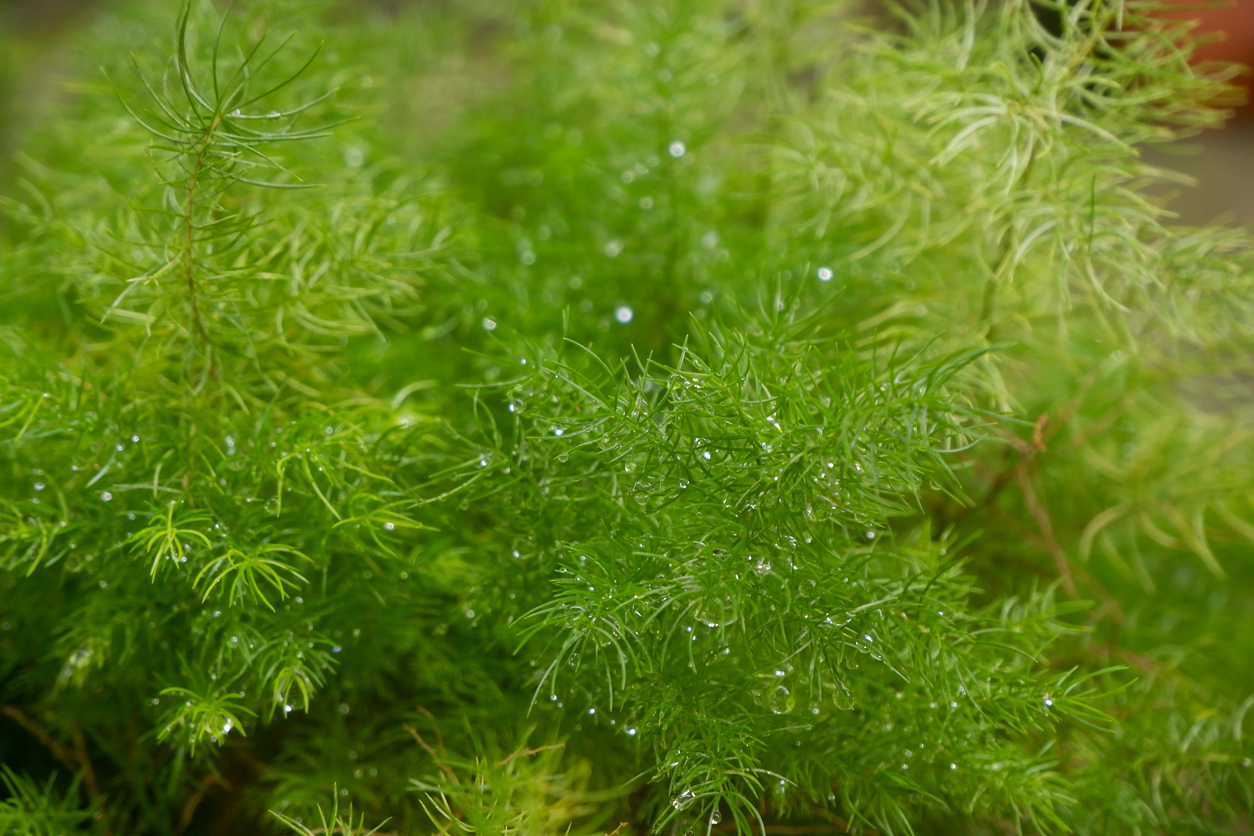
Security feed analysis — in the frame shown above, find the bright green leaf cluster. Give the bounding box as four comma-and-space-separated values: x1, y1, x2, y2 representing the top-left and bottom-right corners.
1, 1, 1253, 834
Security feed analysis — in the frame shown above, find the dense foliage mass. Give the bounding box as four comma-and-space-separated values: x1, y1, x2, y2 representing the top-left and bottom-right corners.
2, 0, 1253, 833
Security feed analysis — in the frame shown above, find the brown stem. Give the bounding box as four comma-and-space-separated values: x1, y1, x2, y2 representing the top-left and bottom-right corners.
176, 772, 230, 835
414, 705, 444, 751
1015, 458, 1077, 598
2, 706, 79, 775
402, 723, 456, 782
3, 706, 108, 831
495, 743, 564, 768
69, 721, 100, 800
805, 804, 861, 834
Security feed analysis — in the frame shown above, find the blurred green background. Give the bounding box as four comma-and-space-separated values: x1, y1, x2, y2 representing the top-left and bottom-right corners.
5, 0, 1252, 224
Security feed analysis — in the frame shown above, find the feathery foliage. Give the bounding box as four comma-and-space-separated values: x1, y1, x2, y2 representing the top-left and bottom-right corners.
1, 0, 1253, 834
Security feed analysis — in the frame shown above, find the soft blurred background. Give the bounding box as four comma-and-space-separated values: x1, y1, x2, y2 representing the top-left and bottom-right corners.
4, 0, 1254, 225
1148, 0, 1254, 225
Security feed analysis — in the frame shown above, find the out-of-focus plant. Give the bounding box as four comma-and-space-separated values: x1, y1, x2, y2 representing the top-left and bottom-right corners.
2, 1, 1253, 834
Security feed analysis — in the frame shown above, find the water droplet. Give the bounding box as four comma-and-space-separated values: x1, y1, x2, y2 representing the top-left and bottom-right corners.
284, 704, 292, 714
100, 492, 113, 502
702, 451, 711, 460
753, 558, 771, 577
588, 707, 596, 715
222, 719, 232, 734
552, 427, 565, 437
604, 240, 623, 258
1043, 697, 1053, 708
332, 646, 342, 653
668, 141, 686, 158
950, 763, 957, 769
33, 482, 45, 492
339, 703, 350, 715
482, 317, 497, 331
626, 727, 637, 735
345, 147, 364, 167
672, 789, 696, 810
817, 266, 833, 282
225, 436, 236, 456
709, 811, 722, 825
131, 435, 140, 443
765, 684, 792, 714
383, 521, 395, 531
865, 530, 876, 540
465, 609, 475, 619
614, 305, 634, 324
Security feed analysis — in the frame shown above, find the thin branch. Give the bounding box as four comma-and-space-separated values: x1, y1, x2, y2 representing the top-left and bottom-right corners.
402, 723, 455, 782
176, 772, 231, 834
414, 705, 445, 751
69, 721, 101, 800
494, 743, 565, 768
1015, 457, 1077, 598
2, 706, 79, 775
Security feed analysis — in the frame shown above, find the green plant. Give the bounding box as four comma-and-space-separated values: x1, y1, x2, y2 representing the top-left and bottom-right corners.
1, 0, 1253, 834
